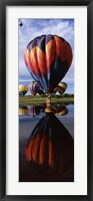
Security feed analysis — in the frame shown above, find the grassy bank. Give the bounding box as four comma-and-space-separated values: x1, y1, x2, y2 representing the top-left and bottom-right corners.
19, 94, 74, 106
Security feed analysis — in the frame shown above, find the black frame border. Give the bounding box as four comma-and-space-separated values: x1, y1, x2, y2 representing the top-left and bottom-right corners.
0, 0, 93, 200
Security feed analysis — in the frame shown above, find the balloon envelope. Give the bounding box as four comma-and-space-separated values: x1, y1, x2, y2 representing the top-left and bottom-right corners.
26, 112, 74, 174
29, 81, 44, 96
29, 81, 40, 96
24, 34, 72, 93
54, 82, 67, 94
19, 84, 28, 96
19, 21, 23, 27
51, 104, 68, 116
29, 105, 40, 117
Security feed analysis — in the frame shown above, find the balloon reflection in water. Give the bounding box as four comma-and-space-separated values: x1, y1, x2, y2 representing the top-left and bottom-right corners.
19, 105, 45, 117
52, 105, 68, 116
45, 101, 68, 116
29, 105, 41, 117
57, 106, 68, 116
19, 106, 29, 116
26, 112, 74, 175
19, 104, 68, 117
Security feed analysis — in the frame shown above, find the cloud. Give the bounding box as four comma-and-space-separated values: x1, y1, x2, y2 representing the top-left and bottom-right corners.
19, 19, 74, 92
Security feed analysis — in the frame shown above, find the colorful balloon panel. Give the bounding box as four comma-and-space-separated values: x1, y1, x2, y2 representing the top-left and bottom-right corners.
24, 34, 72, 93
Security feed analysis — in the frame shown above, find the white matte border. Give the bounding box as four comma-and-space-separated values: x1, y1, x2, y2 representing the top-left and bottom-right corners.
6, 6, 87, 195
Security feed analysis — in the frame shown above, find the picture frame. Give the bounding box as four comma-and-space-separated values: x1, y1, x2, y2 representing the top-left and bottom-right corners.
0, 0, 93, 200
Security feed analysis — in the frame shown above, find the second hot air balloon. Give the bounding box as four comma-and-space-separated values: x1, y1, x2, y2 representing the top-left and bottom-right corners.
29, 81, 44, 96
19, 84, 28, 96
54, 82, 67, 94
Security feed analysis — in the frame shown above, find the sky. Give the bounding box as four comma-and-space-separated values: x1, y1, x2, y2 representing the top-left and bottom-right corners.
19, 19, 74, 94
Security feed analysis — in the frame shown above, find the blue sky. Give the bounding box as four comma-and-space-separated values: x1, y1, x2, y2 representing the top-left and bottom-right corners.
19, 19, 74, 93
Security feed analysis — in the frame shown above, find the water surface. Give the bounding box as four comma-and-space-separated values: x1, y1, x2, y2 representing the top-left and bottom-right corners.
19, 104, 74, 182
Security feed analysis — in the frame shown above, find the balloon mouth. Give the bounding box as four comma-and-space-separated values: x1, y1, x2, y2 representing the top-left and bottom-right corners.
45, 111, 55, 116
45, 89, 53, 94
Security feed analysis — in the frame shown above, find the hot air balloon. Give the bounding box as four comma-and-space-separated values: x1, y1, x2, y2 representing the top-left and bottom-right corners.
29, 81, 44, 96
19, 84, 28, 96
57, 106, 68, 116
26, 112, 74, 175
19, 105, 29, 116
54, 82, 67, 94
29, 105, 40, 117
29, 81, 40, 96
24, 34, 72, 94
45, 103, 68, 115
51, 104, 68, 116
19, 19, 23, 27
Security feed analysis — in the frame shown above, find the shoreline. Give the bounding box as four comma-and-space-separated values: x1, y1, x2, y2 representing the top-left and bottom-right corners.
19, 94, 74, 106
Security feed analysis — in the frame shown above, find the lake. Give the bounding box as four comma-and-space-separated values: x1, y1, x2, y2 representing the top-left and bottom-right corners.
19, 104, 74, 182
